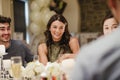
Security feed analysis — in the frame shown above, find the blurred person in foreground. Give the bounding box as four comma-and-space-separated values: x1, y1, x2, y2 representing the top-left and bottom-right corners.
71, 0, 120, 80
0, 15, 33, 66
38, 14, 80, 65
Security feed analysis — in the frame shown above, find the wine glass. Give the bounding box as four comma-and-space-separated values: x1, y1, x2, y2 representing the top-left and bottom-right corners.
11, 56, 22, 80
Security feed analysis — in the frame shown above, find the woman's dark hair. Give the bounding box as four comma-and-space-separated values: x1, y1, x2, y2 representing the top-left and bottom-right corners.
0, 15, 11, 25
102, 11, 118, 26
101, 11, 119, 35
44, 14, 71, 47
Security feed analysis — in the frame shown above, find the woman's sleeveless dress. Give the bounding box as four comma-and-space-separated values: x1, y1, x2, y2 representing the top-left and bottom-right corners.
47, 42, 72, 62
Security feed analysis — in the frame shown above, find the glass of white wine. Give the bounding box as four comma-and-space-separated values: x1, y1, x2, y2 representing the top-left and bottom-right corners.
11, 56, 22, 80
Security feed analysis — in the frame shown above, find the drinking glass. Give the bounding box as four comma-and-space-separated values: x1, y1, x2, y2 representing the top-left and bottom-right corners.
11, 56, 22, 80
33, 55, 39, 61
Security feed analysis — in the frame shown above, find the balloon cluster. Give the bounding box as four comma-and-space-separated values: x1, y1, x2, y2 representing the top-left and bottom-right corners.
29, 0, 56, 36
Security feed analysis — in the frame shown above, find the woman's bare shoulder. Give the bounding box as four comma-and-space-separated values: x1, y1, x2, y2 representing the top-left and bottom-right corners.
70, 37, 79, 43
38, 43, 47, 49
69, 37, 80, 53
38, 43, 47, 54
39, 43, 46, 46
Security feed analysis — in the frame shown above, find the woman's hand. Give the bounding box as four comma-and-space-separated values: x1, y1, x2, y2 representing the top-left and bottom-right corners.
56, 53, 76, 63
56, 53, 77, 63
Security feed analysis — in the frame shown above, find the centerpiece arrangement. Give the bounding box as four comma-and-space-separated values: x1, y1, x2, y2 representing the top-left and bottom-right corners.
9, 60, 64, 80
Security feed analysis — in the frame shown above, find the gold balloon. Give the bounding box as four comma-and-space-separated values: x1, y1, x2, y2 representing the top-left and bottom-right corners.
29, 22, 41, 35
30, 1, 40, 11
42, 10, 56, 25
29, 0, 55, 36
35, 0, 50, 8
30, 11, 42, 24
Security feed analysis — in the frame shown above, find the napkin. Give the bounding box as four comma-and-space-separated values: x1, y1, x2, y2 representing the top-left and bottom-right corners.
3, 59, 11, 69
61, 59, 75, 79
0, 45, 7, 56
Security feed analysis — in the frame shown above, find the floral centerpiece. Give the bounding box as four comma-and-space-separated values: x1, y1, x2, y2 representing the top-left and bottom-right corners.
45, 62, 62, 77
9, 61, 64, 80
22, 60, 45, 78
9, 60, 45, 79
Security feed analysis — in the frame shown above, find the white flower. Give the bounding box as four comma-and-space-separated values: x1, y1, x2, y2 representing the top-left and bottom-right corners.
9, 61, 45, 78
22, 69, 35, 77
22, 61, 45, 77
45, 62, 62, 76
9, 61, 63, 78
34, 61, 45, 75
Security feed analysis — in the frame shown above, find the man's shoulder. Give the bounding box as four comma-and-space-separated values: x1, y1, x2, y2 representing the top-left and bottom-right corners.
11, 40, 26, 47
93, 46, 120, 80
11, 39, 22, 43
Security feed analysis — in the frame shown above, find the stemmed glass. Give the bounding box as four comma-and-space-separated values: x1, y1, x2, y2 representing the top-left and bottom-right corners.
11, 56, 22, 80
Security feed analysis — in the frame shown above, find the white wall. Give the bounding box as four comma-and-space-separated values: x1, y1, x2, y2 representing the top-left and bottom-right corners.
63, 0, 81, 33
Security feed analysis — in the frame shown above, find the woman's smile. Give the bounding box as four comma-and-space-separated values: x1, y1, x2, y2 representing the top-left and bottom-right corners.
50, 20, 65, 41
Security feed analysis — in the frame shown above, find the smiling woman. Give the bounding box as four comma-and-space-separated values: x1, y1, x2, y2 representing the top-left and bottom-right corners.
38, 14, 80, 65
49, 20, 65, 41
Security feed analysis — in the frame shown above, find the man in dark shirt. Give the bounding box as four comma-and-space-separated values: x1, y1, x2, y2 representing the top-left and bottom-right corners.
0, 15, 33, 66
